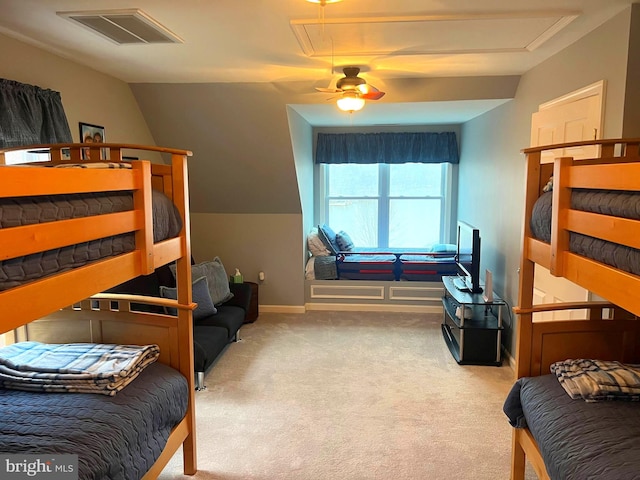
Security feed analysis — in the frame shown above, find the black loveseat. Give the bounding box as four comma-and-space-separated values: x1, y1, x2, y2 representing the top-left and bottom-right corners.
107, 261, 252, 390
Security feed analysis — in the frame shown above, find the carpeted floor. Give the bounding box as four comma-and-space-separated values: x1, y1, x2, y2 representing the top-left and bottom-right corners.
159, 311, 534, 480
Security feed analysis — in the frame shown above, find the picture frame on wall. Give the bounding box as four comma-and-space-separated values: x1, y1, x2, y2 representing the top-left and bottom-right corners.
79, 122, 105, 160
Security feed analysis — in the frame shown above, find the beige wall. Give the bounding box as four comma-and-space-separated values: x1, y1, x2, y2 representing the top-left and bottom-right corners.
0, 33, 157, 151
458, 7, 634, 355
190, 213, 304, 309
623, 4, 640, 137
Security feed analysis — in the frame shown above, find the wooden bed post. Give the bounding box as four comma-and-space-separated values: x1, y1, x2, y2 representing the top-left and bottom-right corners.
171, 153, 197, 475
550, 157, 572, 277
516, 150, 541, 379
132, 160, 155, 275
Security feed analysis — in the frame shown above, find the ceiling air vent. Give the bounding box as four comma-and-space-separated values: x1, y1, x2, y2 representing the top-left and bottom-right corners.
57, 9, 183, 45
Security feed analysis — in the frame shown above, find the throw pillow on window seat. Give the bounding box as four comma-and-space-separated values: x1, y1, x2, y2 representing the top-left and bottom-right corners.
431, 243, 457, 253
336, 230, 355, 251
318, 224, 341, 255
308, 228, 331, 256
170, 256, 234, 306
160, 276, 217, 320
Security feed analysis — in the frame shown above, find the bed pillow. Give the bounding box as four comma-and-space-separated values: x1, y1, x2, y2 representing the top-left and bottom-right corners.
336, 230, 354, 251
170, 257, 234, 305
318, 224, 340, 255
308, 228, 331, 256
431, 243, 457, 253
160, 276, 217, 320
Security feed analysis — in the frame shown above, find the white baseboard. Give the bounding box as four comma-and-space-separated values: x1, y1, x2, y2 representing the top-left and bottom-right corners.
305, 303, 443, 314
259, 305, 306, 314
502, 346, 516, 377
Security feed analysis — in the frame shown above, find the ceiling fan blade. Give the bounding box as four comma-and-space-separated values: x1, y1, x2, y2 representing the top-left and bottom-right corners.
362, 90, 385, 100
315, 87, 342, 93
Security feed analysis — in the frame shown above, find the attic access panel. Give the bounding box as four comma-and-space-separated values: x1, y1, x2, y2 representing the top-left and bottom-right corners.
291, 11, 580, 57
58, 9, 184, 45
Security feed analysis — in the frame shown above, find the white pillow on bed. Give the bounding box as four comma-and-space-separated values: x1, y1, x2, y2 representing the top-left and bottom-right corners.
308, 228, 331, 256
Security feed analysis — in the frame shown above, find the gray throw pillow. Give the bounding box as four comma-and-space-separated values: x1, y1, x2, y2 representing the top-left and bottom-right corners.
160, 276, 217, 320
170, 257, 234, 306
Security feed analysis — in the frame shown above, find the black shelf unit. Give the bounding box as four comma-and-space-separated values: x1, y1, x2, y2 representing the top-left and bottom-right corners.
441, 276, 505, 366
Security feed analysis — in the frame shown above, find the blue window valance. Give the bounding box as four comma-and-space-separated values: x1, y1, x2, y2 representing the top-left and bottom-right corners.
0, 78, 72, 149
315, 131, 459, 165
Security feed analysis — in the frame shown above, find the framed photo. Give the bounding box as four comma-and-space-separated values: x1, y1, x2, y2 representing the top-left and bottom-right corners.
79, 122, 105, 160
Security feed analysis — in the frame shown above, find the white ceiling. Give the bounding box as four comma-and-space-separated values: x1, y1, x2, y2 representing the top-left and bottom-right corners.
0, 0, 635, 125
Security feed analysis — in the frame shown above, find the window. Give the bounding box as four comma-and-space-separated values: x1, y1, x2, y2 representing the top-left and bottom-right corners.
319, 162, 451, 248
3, 149, 50, 165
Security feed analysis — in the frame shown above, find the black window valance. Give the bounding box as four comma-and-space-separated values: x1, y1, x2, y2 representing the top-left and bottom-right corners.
315, 131, 459, 165
0, 78, 72, 148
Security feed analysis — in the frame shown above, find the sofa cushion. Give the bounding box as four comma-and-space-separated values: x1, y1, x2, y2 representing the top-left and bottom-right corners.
170, 257, 234, 305
195, 304, 245, 341
193, 325, 229, 372
159, 276, 217, 320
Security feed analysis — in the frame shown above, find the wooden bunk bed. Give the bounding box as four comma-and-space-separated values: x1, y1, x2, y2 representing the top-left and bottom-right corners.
0, 143, 197, 479
506, 138, 640, 480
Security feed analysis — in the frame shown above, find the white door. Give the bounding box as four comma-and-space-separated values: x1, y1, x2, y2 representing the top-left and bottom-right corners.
529, 81, 605, 321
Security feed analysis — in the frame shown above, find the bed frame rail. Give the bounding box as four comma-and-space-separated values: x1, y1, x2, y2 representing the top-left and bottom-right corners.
0, 143, 192, 334
514, 301, 639, 378
520, 138, 640, 322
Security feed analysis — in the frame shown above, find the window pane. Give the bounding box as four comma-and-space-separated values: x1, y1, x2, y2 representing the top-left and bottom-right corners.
389, 199, 441, 248
328, 199, 378, 247
328, 164, 378, 197
389, 163, 442, 196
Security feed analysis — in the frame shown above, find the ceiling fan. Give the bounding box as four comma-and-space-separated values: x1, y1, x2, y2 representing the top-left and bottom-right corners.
316, 66, 386, 112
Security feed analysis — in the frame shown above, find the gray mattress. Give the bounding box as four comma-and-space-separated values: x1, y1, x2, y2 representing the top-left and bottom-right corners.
530, 189, 640, 275
0, 190, 183, 290
504, 374, 640, 480
0, 361, 188, 480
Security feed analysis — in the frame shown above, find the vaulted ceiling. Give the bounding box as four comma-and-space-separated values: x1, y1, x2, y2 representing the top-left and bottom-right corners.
0, 0, 635, 125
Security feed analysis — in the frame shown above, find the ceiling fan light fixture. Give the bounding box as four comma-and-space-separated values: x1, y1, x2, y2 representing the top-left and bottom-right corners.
337, 92, 365, 113
306, 0, 343, 4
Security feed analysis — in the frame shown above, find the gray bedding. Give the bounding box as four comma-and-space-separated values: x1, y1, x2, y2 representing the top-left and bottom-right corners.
0, 361, 188, 480
530, 190, 640, 275
313, 255, 338, 280
504, 374, 640, 480
0, 190, 183, 290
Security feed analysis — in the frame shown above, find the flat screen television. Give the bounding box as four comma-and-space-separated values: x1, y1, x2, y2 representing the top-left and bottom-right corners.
455, 221, 482, 293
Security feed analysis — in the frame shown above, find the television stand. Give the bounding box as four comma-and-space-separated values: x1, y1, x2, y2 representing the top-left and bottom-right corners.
441, 275, 504, 366
453, 276, 470, 292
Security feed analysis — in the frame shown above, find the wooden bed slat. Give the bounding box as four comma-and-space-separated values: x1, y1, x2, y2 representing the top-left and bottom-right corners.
570, 162, 640, 190
0, 166, 139, 196
0, 211, 139, 261
564, 253, 640, 318
567, 210, 640, 250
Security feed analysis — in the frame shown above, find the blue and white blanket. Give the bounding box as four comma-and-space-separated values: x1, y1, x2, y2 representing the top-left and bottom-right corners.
0, 341, 159, 396
551, 358, 640, 402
